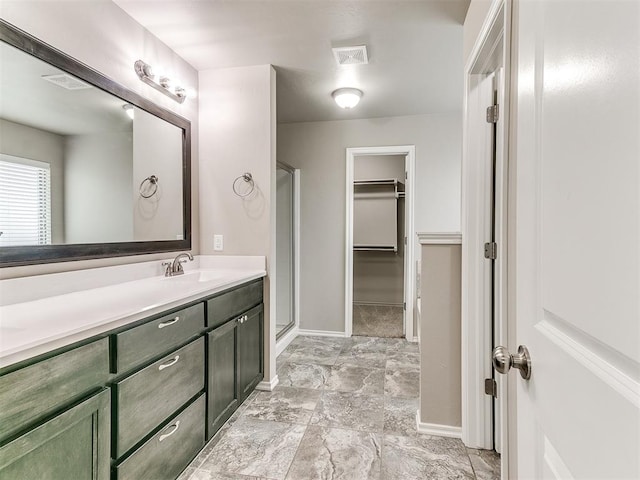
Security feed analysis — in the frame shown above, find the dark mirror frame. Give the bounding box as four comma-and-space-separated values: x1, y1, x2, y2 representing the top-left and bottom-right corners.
0, 20, 192, 268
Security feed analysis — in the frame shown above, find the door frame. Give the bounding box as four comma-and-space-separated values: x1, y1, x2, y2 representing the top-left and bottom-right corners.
461, 0, 512, 466
345, 145, 416, 341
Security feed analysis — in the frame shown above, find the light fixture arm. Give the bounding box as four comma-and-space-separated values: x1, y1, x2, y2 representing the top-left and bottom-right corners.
134, 60, 187, 104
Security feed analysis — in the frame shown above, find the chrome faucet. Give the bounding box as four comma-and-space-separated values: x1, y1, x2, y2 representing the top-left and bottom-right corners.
162, 252, 194, 277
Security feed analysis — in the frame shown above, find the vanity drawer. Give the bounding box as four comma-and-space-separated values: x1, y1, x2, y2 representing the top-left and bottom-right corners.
114, 337, 204, 457
115, 394, 205, 480
114, 303, 204, 373
0, 338, 109, 442
207, 279, 263, 328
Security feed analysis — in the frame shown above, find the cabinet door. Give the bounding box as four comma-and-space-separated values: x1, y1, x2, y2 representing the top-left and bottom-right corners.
207, 319, 239, 440
0, 389, 110, 480
237, 304, 263, 401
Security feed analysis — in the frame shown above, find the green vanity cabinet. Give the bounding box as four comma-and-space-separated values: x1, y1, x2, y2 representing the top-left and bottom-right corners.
206, 279, 263, 329
0, 276, 265, 480
207, 318, 240, 438
0, 389, 111, 480
206, 303, 264, 440
113, 337, 205, 457
0, 338, 110, 442
115, 394, 205, 480
237, 304, 264, 401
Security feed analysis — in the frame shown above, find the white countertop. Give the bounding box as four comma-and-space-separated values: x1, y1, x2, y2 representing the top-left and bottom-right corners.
0, 256, 266, 369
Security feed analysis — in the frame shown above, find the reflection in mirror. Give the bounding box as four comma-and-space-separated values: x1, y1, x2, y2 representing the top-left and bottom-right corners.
0, 41, 184, 247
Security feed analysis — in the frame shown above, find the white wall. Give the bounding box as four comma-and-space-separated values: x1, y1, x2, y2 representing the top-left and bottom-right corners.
0, 119, 65, 244
278, 112, 462, 333
198, 64, 277, 384
0, 0, 199, 279
64, 132, 133, 243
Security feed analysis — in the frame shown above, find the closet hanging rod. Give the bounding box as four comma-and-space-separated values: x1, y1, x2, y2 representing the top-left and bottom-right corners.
354, 245, 398, 252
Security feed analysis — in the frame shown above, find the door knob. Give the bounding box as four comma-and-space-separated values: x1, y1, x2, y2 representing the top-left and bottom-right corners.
492, 345, 531, 380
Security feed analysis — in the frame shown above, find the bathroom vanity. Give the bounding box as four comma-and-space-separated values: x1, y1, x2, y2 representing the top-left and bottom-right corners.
0, 258, 266, 480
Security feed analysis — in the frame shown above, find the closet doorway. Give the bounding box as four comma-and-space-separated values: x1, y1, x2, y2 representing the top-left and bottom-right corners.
275, 162, 299, 343
345, 146, 415, 341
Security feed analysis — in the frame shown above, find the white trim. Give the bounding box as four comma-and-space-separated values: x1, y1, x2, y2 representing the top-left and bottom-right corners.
416, 410, 462, 439
275, 325, 298, 356
298, 328, 348, 338
256, 375, 279, 391
461, 0, 511, 471
345, 146, 416, 342
293, 169, 301, 335
465, 0, 507, 75
417, 232, 462, 245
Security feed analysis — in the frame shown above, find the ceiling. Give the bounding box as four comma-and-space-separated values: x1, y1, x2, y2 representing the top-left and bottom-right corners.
0, 42, 131, 136
113, 0, 470, 124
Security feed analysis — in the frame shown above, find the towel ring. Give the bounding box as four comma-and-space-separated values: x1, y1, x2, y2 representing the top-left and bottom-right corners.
232, 173, 255, 197
139, 175, 159, 198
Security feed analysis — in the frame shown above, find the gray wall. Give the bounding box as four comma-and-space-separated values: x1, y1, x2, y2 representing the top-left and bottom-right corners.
64, 132, 133, 243
419, 243, 461, 428
0, 119, 65, 244
0, 0, 199, 279
353, 155, 405, 306
133, 108, 183, 241
198, 64, 277, 383
278, 112, 462, 333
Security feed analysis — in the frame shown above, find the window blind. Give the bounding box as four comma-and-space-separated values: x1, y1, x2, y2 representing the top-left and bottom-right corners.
0, 155, 52, 246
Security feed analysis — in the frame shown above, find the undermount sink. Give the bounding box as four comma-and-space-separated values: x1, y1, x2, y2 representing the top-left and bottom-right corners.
162, 270, 226, 284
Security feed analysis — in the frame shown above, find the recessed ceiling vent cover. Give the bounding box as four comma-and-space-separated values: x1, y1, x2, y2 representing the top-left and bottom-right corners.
41, 73, 92, 90
332, 45, 368, 66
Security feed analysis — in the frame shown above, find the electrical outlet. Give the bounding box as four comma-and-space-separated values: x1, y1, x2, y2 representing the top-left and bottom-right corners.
213, 234, 224, 251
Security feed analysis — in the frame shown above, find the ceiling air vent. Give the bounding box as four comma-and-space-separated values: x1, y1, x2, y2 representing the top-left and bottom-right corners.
332, 45, 368, 66
41, 73, 92, 90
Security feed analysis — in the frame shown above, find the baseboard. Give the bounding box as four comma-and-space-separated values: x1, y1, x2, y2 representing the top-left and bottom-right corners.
256, 375, 279, 391
408, 336, 419, 343
298, 328, 348, 338
276, 326, 298, 356
416, 410, 462, 439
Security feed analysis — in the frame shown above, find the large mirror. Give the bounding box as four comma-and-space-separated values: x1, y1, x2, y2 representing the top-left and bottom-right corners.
0, 20, 191, 267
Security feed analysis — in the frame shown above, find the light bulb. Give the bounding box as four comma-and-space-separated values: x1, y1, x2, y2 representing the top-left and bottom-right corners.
332, 88, 363, 109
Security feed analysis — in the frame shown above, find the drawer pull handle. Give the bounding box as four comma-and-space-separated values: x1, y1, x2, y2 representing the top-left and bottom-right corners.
158, 355, 180, 371
158, 316, 180, 329
159, 421, 181, 442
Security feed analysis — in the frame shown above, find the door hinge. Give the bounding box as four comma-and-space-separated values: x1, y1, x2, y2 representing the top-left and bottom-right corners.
404, 236, 407, 245
403, 302, 406, 311
484, 242, 497, 260
486, 104, 499, 123
485, 378, 497, 397
405, 171, 408, 180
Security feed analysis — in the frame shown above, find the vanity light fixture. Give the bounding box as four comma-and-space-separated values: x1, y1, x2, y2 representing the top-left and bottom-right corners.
122, 104, 134, 119
134, 59, 187, 104
332, 88, 363, 109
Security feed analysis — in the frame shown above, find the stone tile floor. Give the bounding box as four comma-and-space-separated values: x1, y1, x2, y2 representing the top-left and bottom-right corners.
352, 304, 404, 338
180, 335, 500, 480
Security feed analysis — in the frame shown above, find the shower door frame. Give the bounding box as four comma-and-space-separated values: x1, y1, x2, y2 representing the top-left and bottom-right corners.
275, 162, 300, 350
345, 145, 416, 341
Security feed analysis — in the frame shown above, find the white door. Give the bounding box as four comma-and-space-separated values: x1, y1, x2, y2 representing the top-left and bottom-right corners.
505, 0, 640, 478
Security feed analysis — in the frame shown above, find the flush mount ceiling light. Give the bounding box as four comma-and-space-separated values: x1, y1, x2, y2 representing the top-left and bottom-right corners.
134, 59, 187, 104
332, 88, 363, 109
122, 104, 134, 119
